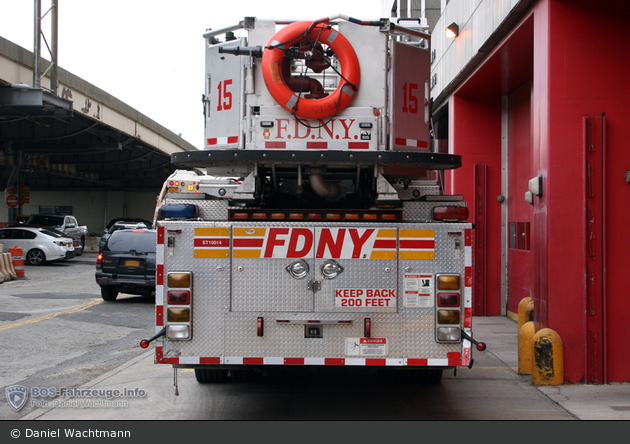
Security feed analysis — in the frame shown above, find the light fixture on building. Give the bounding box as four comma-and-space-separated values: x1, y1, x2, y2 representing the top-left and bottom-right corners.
446, 22, 459, 38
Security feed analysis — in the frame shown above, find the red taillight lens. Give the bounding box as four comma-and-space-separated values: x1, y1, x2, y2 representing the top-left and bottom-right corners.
257, 317, 264, 337
168, 290, 190, 305
96, 253, 103, 268
438, 293, 460, 307
433, 206, 470, 221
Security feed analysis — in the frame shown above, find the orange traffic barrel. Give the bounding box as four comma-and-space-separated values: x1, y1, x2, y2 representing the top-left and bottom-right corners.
9, 246, 25, 279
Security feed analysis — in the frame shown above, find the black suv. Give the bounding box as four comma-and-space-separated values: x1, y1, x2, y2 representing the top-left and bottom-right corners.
95, 228, 156, 301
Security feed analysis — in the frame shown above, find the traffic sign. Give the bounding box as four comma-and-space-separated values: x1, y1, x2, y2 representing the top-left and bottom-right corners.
6, 194, 19, 208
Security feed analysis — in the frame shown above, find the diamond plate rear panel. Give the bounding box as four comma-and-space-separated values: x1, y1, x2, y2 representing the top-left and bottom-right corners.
158, 220, 471, 361
402, 201, 466, 221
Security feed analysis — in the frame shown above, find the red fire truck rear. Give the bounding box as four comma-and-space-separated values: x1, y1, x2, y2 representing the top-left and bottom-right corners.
141, 15, 486, 387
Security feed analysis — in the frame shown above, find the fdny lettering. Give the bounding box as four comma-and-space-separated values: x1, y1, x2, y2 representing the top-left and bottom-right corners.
264, 228, 313, 258
234, 227, 394, 259
275, 118, 357, 140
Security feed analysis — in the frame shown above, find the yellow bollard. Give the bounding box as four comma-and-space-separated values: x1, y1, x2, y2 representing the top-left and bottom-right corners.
531, 328, 564, 386
517, 297, 532, 331
518, 321, 535, 375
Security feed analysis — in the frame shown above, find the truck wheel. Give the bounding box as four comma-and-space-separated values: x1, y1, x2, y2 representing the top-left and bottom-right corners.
230, 369, 262, 383
101, 286, 119, 301
195, 369, 228, 383
26, 249, 46, 266
415, 369, 443, 384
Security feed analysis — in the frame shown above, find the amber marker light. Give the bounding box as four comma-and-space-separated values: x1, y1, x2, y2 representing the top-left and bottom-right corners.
168, 272, 191, 288
437, 310, 460, 325
167, 307, 190, 323
437, 275, 460, 291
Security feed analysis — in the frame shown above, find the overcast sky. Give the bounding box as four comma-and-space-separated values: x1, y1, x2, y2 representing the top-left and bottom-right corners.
0, 0, 385, 149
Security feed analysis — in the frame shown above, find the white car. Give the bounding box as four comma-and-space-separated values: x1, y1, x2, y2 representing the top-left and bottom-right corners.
0, 227, 75, 265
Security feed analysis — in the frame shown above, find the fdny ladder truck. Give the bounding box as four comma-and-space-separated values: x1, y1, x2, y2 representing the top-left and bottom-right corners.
141, 15, 486, 387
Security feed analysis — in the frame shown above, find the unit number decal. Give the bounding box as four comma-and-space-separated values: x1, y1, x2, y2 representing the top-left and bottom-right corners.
345, 338, 388, 357
403, 274, 434, 308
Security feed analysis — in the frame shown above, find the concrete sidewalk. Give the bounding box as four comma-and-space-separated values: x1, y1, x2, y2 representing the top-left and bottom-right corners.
20, 316, 630, 420
473, 316, 630, 420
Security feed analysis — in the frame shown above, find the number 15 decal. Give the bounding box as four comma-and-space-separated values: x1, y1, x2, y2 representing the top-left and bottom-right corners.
217, 79, 233, 111
402, 82, 419, 114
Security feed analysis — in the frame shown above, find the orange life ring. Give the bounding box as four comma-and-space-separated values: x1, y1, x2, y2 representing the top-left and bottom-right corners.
261, 21, 360, 120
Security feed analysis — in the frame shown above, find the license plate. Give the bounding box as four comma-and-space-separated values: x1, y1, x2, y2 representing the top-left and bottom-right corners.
124, 260, 140, 267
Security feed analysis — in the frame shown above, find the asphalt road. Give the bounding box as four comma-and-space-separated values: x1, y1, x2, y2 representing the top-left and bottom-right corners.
0, 253, 153, 420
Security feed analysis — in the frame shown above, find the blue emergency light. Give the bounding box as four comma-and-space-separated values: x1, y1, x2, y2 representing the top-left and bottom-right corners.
159, 204, 199, 219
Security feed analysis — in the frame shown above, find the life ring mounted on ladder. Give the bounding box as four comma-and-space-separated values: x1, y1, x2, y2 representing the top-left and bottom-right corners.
261, 21, 360, 121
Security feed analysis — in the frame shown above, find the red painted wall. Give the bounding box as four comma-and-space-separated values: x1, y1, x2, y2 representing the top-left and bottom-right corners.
447, 94, 503, 316
448, 0, 630, 381
543, 0, 630, 382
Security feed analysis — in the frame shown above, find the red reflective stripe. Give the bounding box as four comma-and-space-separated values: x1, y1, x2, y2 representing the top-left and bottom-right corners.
407, 359, 428, 366
373, 239, 396, 249
448, 358, 462, 366
366, 359, 387, 366
464, 307, 472, 328
325, 358, 345, 366
465, 229, 472, 246
348, 142, 369, 149
395, 138, 428, 148
400, 240, 435, 249
156, 305, 163, 326
307, 142, 328, 149
157, 226, 165, 245
207, 137, 238, 145
243, 357, 264, 365
200, 357, 221, 365
266, 142, 286, 148
233, 238, 264, 248
465, 266, 472, 287
284, 358, 305, 365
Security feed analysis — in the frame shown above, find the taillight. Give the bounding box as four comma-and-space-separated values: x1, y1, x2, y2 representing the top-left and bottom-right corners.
257, 317, 264, 337
433, 206, 469, 222
438, 293, 460, 307
436, 274, 462, 343
168, 290, 190, 305
166, 272, 193, 341
96, 253, 103, 269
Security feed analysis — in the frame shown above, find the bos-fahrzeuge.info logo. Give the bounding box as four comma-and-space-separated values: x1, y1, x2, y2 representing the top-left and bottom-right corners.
6, 385, 28, 411
6, 385, 147, 411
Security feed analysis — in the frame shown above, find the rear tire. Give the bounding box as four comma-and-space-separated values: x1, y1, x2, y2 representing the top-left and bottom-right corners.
195, 369, 229, 383
101, 286, 118, 301
230, 368, 263, 383
414, 369, 443, 384
26, 249, 45, 266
